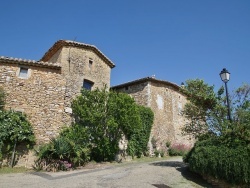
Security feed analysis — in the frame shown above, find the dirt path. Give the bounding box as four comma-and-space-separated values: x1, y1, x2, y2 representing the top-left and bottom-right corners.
0, 157, 212, 188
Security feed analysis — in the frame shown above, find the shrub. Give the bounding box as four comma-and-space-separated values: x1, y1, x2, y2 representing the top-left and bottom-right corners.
72, 88, 154, 161
34, 126, 90, 171
184, 144, 250, 185
0, 110, 35, 165
168, 143, 191, 156
165, 141, 171, 148
154, 150, 160, 157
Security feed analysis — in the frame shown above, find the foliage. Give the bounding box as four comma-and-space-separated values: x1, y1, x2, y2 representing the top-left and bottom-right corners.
184, 140, 250, 185
59, 125, 90, 165
0, 110, 35, 163
168, 143, 192, 156
36, 88, 154, 167
153, 150, 165, 157
183, 82, 250, 186
181, 79, 228, 138
71, 88, 154, 161
34, 125, 90, 171
0, 87, 5, 110
165, 141, 171, 148
127, 105, 154, 158
72, 89, 129, 161
181, 80, 250, 139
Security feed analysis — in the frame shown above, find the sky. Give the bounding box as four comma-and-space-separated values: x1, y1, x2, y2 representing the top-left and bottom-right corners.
0, 0, 249, 93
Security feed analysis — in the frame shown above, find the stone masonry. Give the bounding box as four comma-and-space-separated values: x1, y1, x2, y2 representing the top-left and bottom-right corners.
0, 40, 115, 144
112, 77, 194, 153
1, 40, 193, 164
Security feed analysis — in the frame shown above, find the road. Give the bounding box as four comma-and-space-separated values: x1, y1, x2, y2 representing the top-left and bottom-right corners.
0, 157, 212, 188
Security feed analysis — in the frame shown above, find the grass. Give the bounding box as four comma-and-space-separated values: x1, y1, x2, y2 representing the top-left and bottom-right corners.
0, 166, 33, 174
122, 155, 181, 164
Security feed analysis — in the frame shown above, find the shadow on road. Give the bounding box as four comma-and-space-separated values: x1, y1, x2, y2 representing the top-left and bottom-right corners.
150, 161, 213, 188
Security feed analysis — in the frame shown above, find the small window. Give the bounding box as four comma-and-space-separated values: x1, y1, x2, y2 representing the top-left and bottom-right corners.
89, 58, 93, 70
19, 67, 29, 79
83, 79, 94, 90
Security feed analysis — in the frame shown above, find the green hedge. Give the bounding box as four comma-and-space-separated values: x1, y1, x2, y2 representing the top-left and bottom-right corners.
184, 144, 250, 185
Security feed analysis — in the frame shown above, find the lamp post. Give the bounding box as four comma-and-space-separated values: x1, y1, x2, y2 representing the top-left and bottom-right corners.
219, 68, 232, 122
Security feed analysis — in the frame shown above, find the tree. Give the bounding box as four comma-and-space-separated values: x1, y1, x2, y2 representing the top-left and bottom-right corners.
71, 88, 152, 161
0, 110, 35, 166
0, 88, 35, 166
183, 82, 250, 186
181, 79, 250, 139
35, 88, 154, 169
181, 79, 227, 138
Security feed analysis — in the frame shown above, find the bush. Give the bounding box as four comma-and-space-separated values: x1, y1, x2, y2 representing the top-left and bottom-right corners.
35, 88, 154, 168
0, 110, 35, 165
72, 88, 154, 161
184, 144, 250, 185
168, 143, 191, 156
34, 125, 90, 171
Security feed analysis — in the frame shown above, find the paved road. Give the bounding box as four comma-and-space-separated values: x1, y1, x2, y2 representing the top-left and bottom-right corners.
0, 157, 212, 188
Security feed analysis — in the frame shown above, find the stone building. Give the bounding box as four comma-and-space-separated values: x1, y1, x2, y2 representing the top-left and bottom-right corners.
112, 77, 194, 152
0, 40, 115, 144
0, 39, 193, 160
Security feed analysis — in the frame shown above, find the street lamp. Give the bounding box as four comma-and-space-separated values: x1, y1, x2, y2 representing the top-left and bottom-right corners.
219, 68, 232, 122
181, 82, 185, 88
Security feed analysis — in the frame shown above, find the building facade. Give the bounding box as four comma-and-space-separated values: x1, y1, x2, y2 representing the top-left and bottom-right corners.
0, 39, 193, 159
0, 40, 115, 144
112, 77, 194, 152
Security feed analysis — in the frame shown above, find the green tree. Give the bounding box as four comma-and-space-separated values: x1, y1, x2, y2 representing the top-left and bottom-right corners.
72, 88, 143, 161
71, 88, 154, 161
35, 88, 154, 169
181, 79, 228, 138
183, 82, 250, 186
0, 110, 35, 163
182, 80, 250, 139
0, 88, 35, 166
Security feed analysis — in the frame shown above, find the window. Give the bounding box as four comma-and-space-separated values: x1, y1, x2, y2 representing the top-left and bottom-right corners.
19, 67, 29, 79
83, 79, 94, 90
89, 58, 93, 70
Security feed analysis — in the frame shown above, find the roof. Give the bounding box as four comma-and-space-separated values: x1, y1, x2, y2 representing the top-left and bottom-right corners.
112, 77, 182, 91
0, 56, 61, 69
41, 40, 115, 68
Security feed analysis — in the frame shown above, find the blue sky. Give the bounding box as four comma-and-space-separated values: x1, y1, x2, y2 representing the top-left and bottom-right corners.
0, 0, 249, 92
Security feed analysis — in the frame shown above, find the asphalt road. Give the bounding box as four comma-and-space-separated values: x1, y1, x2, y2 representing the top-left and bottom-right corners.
0, 157, 212, 188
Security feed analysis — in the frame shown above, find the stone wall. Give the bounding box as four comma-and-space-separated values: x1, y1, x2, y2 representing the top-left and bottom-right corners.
47, 46, 112, 107
114, 79, 194, 153
0, 41, 114, 167
0, 62, 66, 144
149, 81, 193, 150
0, 44, 112, 145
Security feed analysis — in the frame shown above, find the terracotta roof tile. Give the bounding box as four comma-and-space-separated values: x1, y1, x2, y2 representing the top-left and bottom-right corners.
0, 56, 61, 69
